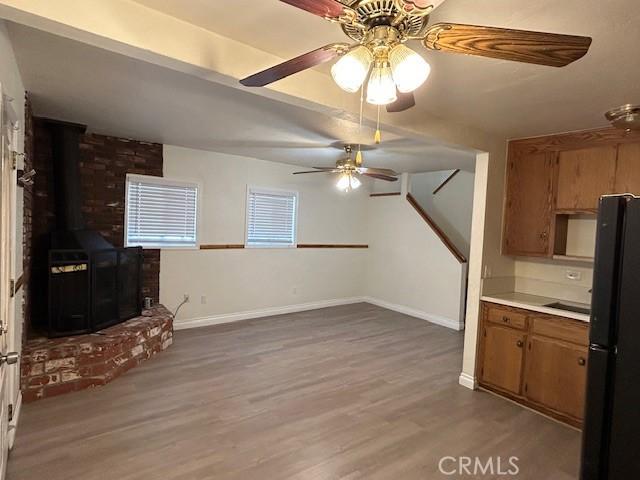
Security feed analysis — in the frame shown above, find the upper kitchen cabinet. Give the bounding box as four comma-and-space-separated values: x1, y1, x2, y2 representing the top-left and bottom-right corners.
503, 127, 640, 259
556, 146, 617, 212
614, 143, 640, 194
503, 150, 554, 256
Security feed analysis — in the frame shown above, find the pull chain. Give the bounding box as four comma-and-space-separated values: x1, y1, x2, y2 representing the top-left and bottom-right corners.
356, 82, 364, 166
375, 105, 382, 144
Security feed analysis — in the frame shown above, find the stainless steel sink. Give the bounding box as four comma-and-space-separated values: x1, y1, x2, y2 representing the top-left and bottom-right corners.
545, 302, 591, 315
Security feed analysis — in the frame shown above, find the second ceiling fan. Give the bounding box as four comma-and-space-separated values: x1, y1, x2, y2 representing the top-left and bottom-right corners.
240, 0, 592, 112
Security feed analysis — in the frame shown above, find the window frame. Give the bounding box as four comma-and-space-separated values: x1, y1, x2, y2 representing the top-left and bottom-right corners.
124, 173, 201, 250
245, 186, 299, 249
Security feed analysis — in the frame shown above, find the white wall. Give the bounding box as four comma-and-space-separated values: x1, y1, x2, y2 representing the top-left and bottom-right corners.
161, 146, 370, 327
160, 145, 468, 331
0, 18, 25, 444
365, 194, 467, 330
410, 169, 475, 257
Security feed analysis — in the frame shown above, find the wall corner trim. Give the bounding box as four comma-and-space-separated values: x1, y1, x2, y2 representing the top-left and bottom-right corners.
173, 297, 464, 332
458, 372, 478, 390
362, 297, 464, 331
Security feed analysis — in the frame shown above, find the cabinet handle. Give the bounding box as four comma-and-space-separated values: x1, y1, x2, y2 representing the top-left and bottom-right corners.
502, 316, 510, 323
539, 232, 548, 239
578, 357, 586, 366
516, 340, 524, 348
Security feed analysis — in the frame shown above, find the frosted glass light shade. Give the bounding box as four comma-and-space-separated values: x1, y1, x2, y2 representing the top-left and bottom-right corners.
336, 174, 351, 191
331, 46, 373, 93
336, 173, 362, 192
389, 44, 431, 93
366, 62, 397, 105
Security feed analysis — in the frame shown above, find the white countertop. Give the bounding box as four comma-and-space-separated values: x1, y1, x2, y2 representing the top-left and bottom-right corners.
480, 292, 591, 323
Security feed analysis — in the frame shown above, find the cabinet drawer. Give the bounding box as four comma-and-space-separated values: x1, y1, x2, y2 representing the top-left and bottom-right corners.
486, 305, 528, 330
531, 316, 589, 346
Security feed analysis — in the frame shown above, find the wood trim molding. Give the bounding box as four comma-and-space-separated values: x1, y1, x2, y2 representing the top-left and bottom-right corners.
297, 244, 368, 249
199, 244, 368, 250
510, 127, 640, 154
13, 274, 24, 295
406, 193, 467, 264
370, 192, 401, 197
433, 169, 460, 195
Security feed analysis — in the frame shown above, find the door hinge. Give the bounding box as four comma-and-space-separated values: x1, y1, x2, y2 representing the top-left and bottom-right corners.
10, 151, 20, 170
9, 279, 15, 298
524, 384, 528, 393
8, 404, 13, 422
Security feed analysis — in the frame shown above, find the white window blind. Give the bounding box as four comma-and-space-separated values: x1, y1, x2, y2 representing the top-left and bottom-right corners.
125, 175, 198, 248
246, 188, 298, 247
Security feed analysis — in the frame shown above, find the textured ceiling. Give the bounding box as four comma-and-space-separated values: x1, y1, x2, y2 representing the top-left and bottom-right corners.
10, 23, 476, 173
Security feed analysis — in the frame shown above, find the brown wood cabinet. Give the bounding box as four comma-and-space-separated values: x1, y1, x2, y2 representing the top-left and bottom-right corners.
478, 302, 589, 427
556, 146, 617, 211
503, 128, 640, 258
480, 325, 526, 395
615, 143, 640, 194
524, 336, 588, 420
503, 151, 554, 256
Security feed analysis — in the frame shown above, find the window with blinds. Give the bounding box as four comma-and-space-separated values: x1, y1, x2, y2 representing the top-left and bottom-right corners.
125, 175, 199, 248
246, 187, 298, 247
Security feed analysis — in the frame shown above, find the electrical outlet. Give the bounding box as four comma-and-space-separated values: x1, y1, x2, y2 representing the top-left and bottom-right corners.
201, 295, 207, 304
183, 294, 190, 303
566, 270, 582, 281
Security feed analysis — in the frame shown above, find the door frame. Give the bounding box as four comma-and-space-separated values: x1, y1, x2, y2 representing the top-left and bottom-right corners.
0, 84, 21, 466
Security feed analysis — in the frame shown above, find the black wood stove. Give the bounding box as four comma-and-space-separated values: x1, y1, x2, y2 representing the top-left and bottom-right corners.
44, 120, 142, 338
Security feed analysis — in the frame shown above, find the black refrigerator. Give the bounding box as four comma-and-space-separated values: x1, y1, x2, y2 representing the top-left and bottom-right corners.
581, 195, 640, 479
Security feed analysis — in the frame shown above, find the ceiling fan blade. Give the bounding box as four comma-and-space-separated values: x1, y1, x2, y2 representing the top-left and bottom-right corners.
280, 0, 347, 19
362, 173, 399, 182
386, 91, 416, 113
240, 43, 350, 87
423, 23, 592, 67
357, 167, 399, 176
293, 168, 340, 175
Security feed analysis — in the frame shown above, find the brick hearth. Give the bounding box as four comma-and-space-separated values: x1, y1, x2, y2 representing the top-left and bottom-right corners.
20, 305, 173, 403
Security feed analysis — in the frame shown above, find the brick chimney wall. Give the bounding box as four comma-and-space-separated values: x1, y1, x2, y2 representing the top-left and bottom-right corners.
26, 115, 163, 336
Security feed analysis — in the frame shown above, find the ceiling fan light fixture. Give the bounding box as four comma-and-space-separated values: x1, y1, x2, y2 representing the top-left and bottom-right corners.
336, 172, 361, 192
367, 61, 397, 106
389, 44, 431, 93
331, 46, 373, 93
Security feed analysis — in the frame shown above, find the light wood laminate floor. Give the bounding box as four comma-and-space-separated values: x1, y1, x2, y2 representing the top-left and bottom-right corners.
9, 304, 581, 479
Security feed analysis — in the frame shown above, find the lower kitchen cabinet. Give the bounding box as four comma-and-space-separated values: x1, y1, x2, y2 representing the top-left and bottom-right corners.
524, 336, 588, 420
481, 325, 526, 395
478, 302, 589, 427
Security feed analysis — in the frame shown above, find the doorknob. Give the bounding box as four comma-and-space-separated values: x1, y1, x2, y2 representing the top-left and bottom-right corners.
0, 352, 18, 365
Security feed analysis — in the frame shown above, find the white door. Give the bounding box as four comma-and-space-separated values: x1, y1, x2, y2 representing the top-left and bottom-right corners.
0, 87, 19, 480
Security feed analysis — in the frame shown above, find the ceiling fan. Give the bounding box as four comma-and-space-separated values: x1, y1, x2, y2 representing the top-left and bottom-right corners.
294, 144, 399, 191
240, 0, 592, 112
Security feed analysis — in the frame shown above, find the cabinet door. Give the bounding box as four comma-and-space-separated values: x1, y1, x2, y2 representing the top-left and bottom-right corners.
524, 336, 588, 420
480, 325, 526, 395
614, 143, 640, 195
503, 151, 554, 256
556, 146, 617, 211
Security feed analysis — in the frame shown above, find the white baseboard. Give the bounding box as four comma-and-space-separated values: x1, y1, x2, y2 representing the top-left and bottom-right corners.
363, 297, 464, 331
8, 391, 22, 450
459, 372, 478, 390
174, 297, 366, 330
174, 296, 464, 332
